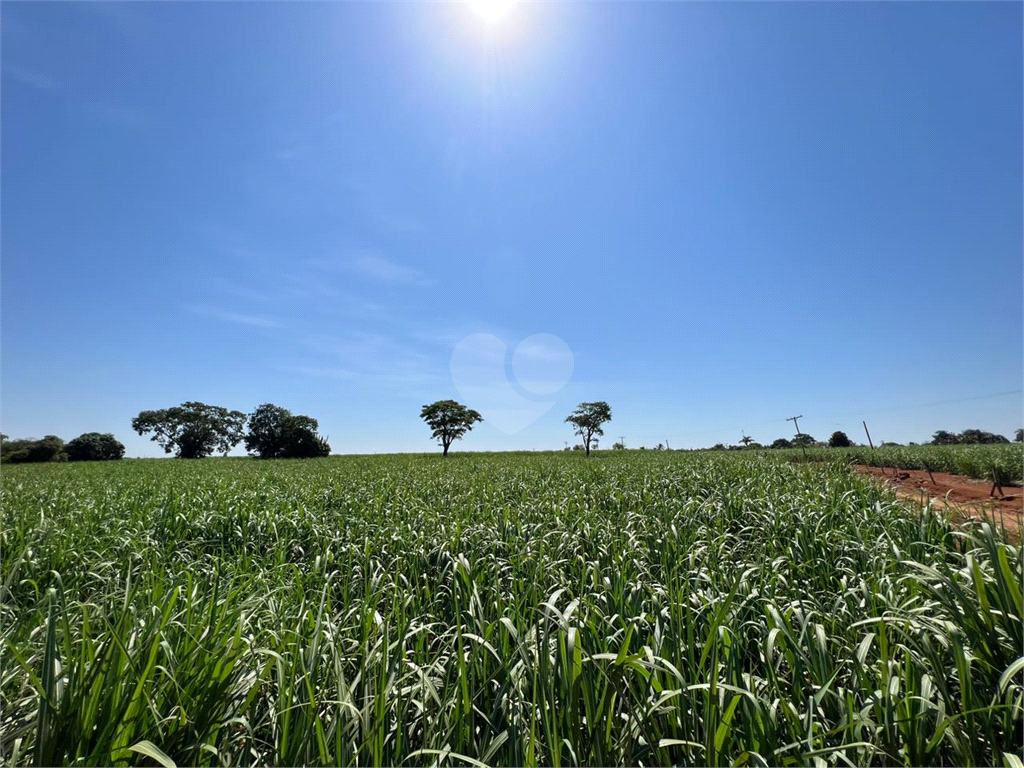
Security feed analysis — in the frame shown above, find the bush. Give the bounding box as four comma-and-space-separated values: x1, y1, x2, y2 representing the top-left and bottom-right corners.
66, 433, 126, 462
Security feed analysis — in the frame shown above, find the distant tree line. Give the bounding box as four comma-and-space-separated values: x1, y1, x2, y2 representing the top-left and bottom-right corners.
701, 428, 1021, 451
931, 429, 1013, 446
133, 401, 331, 459
4, 400, 1018, 464
1, 401, 332, 464
0, 432, 124, 464
707, 432, 831, 451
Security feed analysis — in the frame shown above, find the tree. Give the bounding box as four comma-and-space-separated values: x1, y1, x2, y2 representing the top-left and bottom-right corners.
565, 401, 611, 458
420, 400, 482, 456
132, 401, 246, 458
828, 430, 852, 448
931, 430, 959, 446
244, 404, 330, 459
792, 433, 816, 447
612, 441, 626, 450
958, 429, 1008, 445
740, 435, 754, 447
1016, 429, 1023, 443
770, 438, 792, 449
1, 435, 67, 464
66, 433, 125, 462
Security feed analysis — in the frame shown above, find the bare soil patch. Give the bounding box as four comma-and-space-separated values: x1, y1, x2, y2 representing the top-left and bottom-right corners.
856, 465, 1023, 543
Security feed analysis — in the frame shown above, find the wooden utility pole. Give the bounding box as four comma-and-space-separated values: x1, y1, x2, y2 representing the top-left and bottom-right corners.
862, 421, 875, 449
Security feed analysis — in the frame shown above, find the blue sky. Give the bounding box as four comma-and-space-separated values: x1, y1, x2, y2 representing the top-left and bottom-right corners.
2, 1, 1021, 456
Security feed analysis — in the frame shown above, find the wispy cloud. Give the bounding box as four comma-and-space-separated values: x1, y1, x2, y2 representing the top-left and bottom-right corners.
73, 1, 148, 43
186, 306, 283, 329
348, 254, 433, 285
4, 65, 59, 91
3, 63, 143, 127
278, 365, 356, 381
287, 330, 450, 394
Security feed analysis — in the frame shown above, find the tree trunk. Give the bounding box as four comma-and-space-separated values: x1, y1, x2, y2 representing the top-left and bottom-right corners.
443, 442, 449, 457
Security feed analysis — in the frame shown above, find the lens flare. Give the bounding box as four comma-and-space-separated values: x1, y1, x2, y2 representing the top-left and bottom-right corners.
467, 0, 515, 23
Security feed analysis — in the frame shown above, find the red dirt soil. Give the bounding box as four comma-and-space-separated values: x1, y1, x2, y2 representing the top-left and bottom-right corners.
856, 465, 1023, 543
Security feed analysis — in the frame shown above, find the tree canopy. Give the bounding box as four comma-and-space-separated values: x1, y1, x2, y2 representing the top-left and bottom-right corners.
245, 404, 330, 459
132, 401, 246, 458
66, 433, 125, 462
828, 431, 852, 448
565, 401, 612, 458
932, 429, 1009, 446
420, 400, 483, 456
0, 435, 67, 464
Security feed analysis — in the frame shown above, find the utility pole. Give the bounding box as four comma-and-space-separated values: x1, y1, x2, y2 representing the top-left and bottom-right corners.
787, 415, 807, 459
665, 438, 670, 450
863, 420, 882, 474
620, 436, 625, 449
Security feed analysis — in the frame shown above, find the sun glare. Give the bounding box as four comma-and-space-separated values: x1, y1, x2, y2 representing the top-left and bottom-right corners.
468, 0, 515, 24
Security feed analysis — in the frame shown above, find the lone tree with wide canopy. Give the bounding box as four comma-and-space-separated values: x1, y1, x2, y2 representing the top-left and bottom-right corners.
132, 401, 246, 458
420, 400, 482, 456
565, 401, 612, 457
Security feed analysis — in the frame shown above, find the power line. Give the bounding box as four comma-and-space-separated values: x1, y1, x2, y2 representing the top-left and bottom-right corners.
827, 389, 1023, 420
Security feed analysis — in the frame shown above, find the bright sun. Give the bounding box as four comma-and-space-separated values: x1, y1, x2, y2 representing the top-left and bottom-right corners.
467, 0, 515, 23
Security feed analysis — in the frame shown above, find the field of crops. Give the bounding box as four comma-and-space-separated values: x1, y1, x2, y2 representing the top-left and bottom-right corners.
785, 443, 1024, 484
1, 451, 1021, 767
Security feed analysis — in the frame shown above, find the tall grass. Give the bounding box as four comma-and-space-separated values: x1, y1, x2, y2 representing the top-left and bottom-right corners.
2, 452, 1020, 766
780, 443, 1023, 484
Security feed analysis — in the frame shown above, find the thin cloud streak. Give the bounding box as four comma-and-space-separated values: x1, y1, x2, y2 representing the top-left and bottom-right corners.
186, 306, 284, 329
348, 254, 434, 285
4, 65, 59, 91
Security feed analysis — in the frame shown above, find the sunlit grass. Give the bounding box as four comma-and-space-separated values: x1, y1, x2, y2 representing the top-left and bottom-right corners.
1, 452, 1020, 766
